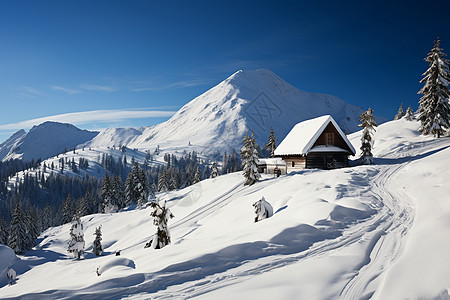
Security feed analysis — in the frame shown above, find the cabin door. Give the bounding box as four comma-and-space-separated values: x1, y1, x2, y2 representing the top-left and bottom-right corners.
325, 155, 336, 169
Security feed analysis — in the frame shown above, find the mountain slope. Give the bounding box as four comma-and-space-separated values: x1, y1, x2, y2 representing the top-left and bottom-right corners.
1, 118, 449, 299
86, 69, 384, 154
0, 122, 98, 162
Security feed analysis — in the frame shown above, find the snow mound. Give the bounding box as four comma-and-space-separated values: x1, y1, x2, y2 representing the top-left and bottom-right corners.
97, 257, 136, 275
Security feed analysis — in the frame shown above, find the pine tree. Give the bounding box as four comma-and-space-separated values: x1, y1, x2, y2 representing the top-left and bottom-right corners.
0, 218, 8, 245
92, 225, 103, 256
111, 176, 125, 210
24, 208, 39, 249
210, 162, 219, 178
264, 127, 277, 157
241, 131, 261, 186
8, 196, 27, 254
124, 171, 135, 205
394, 102, 405, 120
417, 37, 450, 137
101, 173, 115, 213
192, 165, 201, 184
60, 194, 73, 224
158, 168, 169, 192
359, 107, 377, 165
147, 201, 174, 249
42, 203, 53, 231
405, 105, 415, 121
68, 214, 85, 259
136, 168, 148, 208
77, 194, 88, 217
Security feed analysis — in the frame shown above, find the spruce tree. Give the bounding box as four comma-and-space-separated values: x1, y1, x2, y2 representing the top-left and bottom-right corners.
60, 194, 73, 224
8, 196, 27, 254
358, 107, 377, 165
112, 176, 125, 210
92, 226, 103, 256
101, 173, 115, 213
394, 102, 405, 120
264, 127, 277, 157
0, 218, 8, 245
192, 165, 201, 184
210, 162, 219, 178
241, 131, 261, 186
124, 171, 135, 205
148, 201, 174, 249
68, 214, 85, 259
417, 37, 450, 137
136, 168, 148, 208
24, 208, 39, 250
158, 168, 169, 192
405, 105, 415, 121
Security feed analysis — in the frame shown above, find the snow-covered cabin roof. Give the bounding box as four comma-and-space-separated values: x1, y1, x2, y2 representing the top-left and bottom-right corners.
257, 157, 286, 166
274, 115, 356, 156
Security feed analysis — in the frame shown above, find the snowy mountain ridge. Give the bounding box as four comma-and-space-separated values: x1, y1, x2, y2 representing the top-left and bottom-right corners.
1, 69, 384, 164
1, 118, 450, 299
84, 69, 384, 155
0, 122, 98, 162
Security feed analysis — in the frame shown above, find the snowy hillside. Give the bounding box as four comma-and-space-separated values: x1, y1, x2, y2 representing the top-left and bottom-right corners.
85, 69, 383, 155
0, 122, 98, 162
1, 118, 450, 299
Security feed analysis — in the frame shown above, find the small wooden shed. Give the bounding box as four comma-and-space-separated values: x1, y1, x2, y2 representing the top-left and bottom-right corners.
274, 115, 356, 173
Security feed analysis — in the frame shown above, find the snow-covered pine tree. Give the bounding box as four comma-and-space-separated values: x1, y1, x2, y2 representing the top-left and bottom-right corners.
148, 201, 174, 249
210, 162, 219, 178
241, 131, 261, 186
101, 173, 116, 213
192, 165, 201, 184
92, 225, 103, 256
42, 203, 53, 231
264, 127, 277, 157
253, 196, 273, 222
157, 168, 169, 192
0, 218, 8, 245
405, 105, 415, 121
111, 176, 125, 210
124, 171, 135, 206
8, 196, 27, 254
394, 102, 405, 120
417, 37, 450, 137
60, 194, 73, 224
77, 194, 88, 217
67, 214, 85, 259
358, 107, 377, 165
24, 208, 39, 249
136, 169, 148, 208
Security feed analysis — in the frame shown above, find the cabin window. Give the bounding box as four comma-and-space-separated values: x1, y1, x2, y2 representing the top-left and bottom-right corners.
292, 161, 295, 167
326, 133, 334, 146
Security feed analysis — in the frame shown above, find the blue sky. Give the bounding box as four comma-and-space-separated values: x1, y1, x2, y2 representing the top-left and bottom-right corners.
0, 0, 449, 142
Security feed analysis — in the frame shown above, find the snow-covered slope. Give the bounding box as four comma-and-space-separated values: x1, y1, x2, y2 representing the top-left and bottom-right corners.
86, 69, 383, 155
0, 122, 98, 162
2, 118, 450, 299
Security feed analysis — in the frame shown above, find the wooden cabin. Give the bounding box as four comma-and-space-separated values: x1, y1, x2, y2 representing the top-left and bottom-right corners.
274, 115, 356, 173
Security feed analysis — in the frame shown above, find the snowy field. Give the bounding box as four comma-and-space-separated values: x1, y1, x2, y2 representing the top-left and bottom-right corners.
1, 118, 450, 299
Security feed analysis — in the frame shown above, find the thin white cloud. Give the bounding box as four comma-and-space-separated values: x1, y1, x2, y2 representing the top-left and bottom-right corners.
80, 84, 116, 92
50, 85, 81, 94
130, 78, 211, 92
15, 85, 44, 98
0, 109, 176, 131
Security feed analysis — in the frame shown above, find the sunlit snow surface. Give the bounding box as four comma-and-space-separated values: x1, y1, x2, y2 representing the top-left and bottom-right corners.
1, 118, 450, 299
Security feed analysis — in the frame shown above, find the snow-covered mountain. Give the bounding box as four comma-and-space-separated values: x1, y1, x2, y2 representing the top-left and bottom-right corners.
85, 69, 383, 154
0, 122, 98, 162
1, 118, 450, 299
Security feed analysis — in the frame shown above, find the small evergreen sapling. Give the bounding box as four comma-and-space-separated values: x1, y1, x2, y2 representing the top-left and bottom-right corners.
264, 127, 277, 157
210, 162, 219, 178
394, 102, 405, 120
147, 201, 174, 249
92, 226, 103, 256
68, 214, 85, 259
358, 107, 377, 165
405, 106, 415, 121
253, 196, 273, 222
